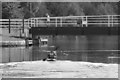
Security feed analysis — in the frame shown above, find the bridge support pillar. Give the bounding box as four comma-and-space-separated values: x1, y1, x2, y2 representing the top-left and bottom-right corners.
32, 35, 39, 45
24, 28, 29, 38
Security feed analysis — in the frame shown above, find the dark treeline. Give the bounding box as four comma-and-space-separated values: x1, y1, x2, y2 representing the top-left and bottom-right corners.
2, 2, 118, 19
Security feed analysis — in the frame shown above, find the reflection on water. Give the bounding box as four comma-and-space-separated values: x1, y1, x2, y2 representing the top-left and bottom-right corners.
1, 47, 32, 63
1, 35, 119, 64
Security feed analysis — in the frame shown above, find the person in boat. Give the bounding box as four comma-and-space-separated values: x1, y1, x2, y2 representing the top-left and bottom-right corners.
43, 51, 57, 61
47, 51, 57, 60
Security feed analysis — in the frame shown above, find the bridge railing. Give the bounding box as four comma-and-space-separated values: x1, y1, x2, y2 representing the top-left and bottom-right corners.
0, 19, 30, 34
29, 16, 79, 27
87, 15, 119, 27
29, 15, 120, 27
0, 15, 119, 29
0, 19, 29, 28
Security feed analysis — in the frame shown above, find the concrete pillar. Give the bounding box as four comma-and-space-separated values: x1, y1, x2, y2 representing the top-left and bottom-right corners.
32, 35, 39, 45
24, 28, 29, 38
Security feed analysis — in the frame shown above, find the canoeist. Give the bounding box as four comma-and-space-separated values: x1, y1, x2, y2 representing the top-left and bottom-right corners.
47, 51, 57, 60
43, 51, 57, 61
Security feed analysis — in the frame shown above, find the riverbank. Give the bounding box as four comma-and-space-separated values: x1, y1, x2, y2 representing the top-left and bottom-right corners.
0, 35, 32, 47
0, 60, 118, 78
0, 28, 32, 47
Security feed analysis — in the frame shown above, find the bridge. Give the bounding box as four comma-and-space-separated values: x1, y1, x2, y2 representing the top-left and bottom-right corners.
0, 15, 120, 38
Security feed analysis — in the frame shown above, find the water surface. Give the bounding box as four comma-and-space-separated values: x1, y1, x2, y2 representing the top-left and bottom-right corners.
1, 35, 119, 64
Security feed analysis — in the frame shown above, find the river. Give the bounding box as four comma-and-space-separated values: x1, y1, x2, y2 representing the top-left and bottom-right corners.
0, 35, 119, 64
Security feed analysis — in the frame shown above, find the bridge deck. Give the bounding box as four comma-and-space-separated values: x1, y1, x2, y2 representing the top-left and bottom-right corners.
30, 26, 119, 35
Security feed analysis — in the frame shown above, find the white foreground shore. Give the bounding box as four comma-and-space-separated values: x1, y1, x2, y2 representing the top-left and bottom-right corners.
0, 60, 118, 78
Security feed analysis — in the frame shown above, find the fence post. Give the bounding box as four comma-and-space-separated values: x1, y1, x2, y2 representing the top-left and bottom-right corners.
8, 19, 11, 33
31, 18, 32, 27
34, 19, 36, 27
108, 15, 110, 27
60, 17, 62, 27
56, 18, 57, 27
112, 15, 113, 27
22, 19, 24, 33
36, 19, 38, 27
81, 16, 83, 27
28, 19, 29, 28
19, 28, 21, 37
34, 19, 35, 27
86, 16, 88, 27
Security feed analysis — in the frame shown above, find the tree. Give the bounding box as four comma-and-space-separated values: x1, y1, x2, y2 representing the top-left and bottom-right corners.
0, 2, 2, 19
78, 2, 97, 15
2, 2, 24, 19
33, 2, 49, 17
2, 2, 11, 18
45, 2, 68, 16
2, 2, 118, 18
68, 3, 84, 16
96, 3, 116, 15
45, 2, 85, 16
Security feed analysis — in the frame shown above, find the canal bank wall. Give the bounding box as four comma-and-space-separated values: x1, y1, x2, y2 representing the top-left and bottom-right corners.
0, 40, 33, 47
0, 28, 32, 47
0, 36, 33, 47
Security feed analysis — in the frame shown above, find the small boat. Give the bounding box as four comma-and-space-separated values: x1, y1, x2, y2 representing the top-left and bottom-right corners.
46, 58, 56, 61
43, 58, 56, 61
42, 50, 57, 61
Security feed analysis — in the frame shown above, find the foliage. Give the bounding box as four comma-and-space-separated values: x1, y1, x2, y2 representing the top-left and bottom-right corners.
96, 3, 117, 15
2, 2, 118, 19
2, 2, 24, 19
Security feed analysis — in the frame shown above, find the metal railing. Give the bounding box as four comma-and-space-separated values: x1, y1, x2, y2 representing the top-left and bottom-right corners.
0, 19, 29, 28
28, 15, 120, 27
0, 19, 30, 34
0, 15, 120, 28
